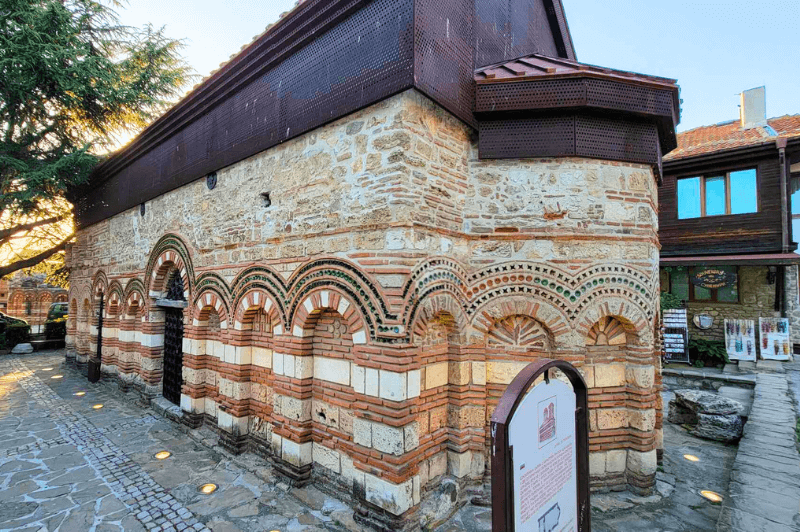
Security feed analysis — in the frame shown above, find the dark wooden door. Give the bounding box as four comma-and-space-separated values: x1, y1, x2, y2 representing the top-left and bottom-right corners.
162, 308, 184, 405
162, 272, 185, 405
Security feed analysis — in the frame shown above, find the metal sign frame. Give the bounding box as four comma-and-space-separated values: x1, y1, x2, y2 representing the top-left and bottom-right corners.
491, 359, 590, 532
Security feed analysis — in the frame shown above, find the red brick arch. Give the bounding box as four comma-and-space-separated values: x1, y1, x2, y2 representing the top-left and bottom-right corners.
233, 288, 284, 335
291, 288, 367, 345
149, 250, 190, 300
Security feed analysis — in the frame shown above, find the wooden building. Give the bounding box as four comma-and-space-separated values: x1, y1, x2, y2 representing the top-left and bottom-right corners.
66, 0, 680, 528
659, 87, 800, 349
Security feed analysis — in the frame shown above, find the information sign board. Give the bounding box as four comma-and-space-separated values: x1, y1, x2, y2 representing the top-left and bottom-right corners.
491, 359, 590, 532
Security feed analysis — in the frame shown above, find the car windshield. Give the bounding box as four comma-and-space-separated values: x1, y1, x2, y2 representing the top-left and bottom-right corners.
47, 305, 67, 320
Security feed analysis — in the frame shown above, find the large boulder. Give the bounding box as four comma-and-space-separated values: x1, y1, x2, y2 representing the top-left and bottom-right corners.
667, 389, 745, 442
10, 343, 34, 354
693, 413, 743, 443
674, 389, 746, 416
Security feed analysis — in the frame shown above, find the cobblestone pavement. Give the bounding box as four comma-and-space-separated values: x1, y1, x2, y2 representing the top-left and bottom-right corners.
0, 351, 364, 532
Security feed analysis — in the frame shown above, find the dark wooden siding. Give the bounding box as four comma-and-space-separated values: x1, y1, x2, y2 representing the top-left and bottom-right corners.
659, 155, 784, 256
72, 0, 574, 229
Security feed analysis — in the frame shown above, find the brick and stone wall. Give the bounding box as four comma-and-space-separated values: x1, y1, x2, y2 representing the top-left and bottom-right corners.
67, 89, 662, 528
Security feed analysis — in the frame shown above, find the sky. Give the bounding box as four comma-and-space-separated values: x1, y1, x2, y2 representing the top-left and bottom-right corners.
120, 0, 800, 133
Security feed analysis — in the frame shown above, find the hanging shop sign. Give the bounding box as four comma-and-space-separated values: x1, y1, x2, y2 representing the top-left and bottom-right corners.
491, 359, 590, 532
690, 269, 736, 290
725, 319, 756, 362
759, 318, 791, 361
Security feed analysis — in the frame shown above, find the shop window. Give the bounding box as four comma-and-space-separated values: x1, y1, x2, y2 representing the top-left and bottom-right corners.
677, 169, 758, 219
665, 266, 739, 303
791, 180, 800, 252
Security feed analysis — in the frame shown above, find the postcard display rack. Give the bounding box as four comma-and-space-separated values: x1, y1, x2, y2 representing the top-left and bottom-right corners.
724, 320, 756, 362
759, 318, 792, 361
662, 308, 689, 364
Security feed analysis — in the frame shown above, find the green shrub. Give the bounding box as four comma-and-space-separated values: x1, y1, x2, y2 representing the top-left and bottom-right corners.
660, 292, 683, 312
0, 332, 5, 350
45, 319, 67, 340
688, 338, 728, 368
5, 323, 31, 348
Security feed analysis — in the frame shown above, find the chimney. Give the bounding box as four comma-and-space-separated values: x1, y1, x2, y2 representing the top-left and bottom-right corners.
740, 86, 767, 129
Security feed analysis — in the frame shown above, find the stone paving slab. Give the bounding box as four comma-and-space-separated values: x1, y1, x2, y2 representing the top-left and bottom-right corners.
0, 351, 367, 532
716, 371, 800, 532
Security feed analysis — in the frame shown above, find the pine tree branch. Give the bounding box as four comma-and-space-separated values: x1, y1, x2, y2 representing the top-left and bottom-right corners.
0, 233, 74, 278
0, 215, 66, 245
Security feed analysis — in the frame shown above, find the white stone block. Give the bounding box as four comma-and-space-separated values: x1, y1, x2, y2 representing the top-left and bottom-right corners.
273, 352, 284, 375
352, 364, 366, 394
312, 442, 341, 474
252, 347, 272, 369
606, 450, 627, 473
352, 329, 367, 345
314, 357, 351, 386
223, 344, 236, 364
284, 354, 296, 378
407, 369, 421, 399
365, 367, 379, 397
364, 473, 414, 515
627, 449, 658, 476
372, 423, 404, 455
204, 398, 217, 418
353, 418, 372, 448
379, 370, 407, 402
447, 450, 472, 479
337, 298, 350, 316
295, 356, 313, 380
472, 361, 487, 386
141, 333, 164, 348
234, 345, 252, 365
180, 394, 204, 414
282, 439, 312, 467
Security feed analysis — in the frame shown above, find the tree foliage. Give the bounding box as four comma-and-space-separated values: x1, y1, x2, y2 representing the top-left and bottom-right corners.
0, 0, 192, 277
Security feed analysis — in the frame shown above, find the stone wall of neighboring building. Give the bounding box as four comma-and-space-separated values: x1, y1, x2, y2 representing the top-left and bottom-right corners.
660, 265, 800, 350
6, 275, 68, 331
67, 90, 662, 527
0, 279, 8, 313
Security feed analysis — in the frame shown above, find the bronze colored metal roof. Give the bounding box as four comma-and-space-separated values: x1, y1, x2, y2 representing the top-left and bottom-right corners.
475, 54, 678, 91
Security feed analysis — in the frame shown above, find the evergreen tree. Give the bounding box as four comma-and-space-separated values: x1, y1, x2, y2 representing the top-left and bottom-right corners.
0, 0, 191, 277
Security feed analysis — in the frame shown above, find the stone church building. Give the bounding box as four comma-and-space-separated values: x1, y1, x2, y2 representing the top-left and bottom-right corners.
66, 0, 679, 528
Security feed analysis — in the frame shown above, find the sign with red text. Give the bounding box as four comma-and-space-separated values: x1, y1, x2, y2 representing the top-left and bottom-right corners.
491, 360, 590, 532
510, 379, 577, 532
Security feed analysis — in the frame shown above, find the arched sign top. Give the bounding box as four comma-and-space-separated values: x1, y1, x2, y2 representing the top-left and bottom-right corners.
491, 359, 588, 428
491, 359, 591, 532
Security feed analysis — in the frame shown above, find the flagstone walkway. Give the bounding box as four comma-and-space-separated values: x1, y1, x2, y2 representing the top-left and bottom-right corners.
717, 367, 800, 531
0, 351, 362, 532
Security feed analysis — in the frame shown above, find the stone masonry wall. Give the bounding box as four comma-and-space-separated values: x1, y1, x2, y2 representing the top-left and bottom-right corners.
662, 266, 800, 349
68, 89, 662, 529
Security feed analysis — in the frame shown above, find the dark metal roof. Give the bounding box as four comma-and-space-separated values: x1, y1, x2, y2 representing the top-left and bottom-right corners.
71, 0, 579, 228
475, 54, 677, 90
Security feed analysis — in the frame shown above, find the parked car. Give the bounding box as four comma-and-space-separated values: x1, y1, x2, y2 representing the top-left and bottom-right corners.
0, 311, 28, 332
0, 311, 30, 347
44, 302, 68, 340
